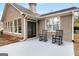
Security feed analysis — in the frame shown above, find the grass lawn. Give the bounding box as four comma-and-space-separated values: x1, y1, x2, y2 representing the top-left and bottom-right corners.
0, 34, 23, 46
74, 33, 79, 56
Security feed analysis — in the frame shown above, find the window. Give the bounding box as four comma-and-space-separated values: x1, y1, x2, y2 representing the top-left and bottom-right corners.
10, 21, 13, 32
8, 21, 12, 32
14, 20, 17, 32
53, 17, 60, 31
3, 22, 7, 31
5, 23, 8, 31
4, 22, 8, 31
45, 17, 60, 32
4, 23, 6, 31
8, 22, 10, 32
18, 18, 22, 33
5, 18, 22, 34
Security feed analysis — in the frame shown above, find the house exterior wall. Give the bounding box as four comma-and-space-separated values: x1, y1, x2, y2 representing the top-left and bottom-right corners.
2, 4, 73, 41
3, 4, 24, 38
4, 4, 21, 22
60, 14, 72, 41
38, 19, 45, 34
38, 19, 56, 38
38, 14, 72, 41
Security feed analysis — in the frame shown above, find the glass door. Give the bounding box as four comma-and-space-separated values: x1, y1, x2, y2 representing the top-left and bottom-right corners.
27, 21, 36, 38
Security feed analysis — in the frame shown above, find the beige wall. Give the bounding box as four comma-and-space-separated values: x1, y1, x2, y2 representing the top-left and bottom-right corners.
38, 19, 45, 34
38, 14, 72, 41
38, 19, 55, 38
4, 4, 21, 22
60, 15, 72, 41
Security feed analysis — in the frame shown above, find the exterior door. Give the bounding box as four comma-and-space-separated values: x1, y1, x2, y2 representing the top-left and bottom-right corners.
27, 21, 36, 38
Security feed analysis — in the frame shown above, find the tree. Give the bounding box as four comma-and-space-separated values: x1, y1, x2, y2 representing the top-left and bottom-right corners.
74, 18, 79, 28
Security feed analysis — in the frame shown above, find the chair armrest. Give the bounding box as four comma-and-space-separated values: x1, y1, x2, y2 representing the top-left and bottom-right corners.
39, 34, 43, 35
52, 35, 54, 37
59, 36, 63, 39
52, 34, 55, 37
39, 34, 43, 36
52, 35, 56, 39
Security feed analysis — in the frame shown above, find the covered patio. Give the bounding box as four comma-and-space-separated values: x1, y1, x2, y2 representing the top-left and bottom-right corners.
0, 37, 74, 56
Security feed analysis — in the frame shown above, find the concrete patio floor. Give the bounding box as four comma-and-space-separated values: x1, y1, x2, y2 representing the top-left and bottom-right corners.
0, 37, 74, 56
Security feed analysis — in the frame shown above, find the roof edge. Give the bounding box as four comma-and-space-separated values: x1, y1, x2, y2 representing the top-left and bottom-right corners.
1, 3, 23, 22
41, 7, 79, 16
10, 3, 23, 14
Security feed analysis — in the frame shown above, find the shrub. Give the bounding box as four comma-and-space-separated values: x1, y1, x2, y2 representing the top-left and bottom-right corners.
0, 30, 3, 37
74, 18, 79, 28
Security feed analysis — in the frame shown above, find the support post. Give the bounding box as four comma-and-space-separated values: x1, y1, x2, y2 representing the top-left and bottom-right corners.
20, 15, 27, 41
36, 19, 38, 37
72, 11, 74, 42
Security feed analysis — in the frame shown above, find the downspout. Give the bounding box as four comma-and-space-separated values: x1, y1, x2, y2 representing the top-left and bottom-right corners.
20, 13, 27, 41
72, 11, 74, 42
36, 19, 39, 37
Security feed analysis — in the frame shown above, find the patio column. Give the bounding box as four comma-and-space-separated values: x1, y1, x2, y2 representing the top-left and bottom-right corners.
13, 21, 15, 33
24, 17, 26, 40
36, 19, 38, 37
21, 14, 27, 41
72, 11, 74, 41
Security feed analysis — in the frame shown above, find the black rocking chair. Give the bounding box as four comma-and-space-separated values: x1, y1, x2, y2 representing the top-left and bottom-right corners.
52, 30, 63, 45
39, 30, 48, 42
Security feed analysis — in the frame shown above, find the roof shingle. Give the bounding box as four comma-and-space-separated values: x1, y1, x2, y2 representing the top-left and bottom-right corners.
11, 3, 40, 17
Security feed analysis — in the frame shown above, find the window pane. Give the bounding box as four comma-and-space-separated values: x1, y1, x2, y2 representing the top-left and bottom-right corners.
5, 23, 7, 31
7, 22, 9, 31
18, 18, 22, 33
4, 23, 6, 31
10, 21, 13, 32
7, 22, 8, 31
53, 17, 59, 31
14, 20, 17, 32
9, 22, 11, 32
45, 17, 60, 32
8, 22, 10, 32
46, 19, 51, 31
53, 22, 59, 31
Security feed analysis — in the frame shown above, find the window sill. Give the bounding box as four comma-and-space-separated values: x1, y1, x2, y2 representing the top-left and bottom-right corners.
47, 31, 56, 32
4, 31, 22, 35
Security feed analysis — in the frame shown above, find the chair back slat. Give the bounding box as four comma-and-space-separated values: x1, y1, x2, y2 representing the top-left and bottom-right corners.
56, 30, 63, 37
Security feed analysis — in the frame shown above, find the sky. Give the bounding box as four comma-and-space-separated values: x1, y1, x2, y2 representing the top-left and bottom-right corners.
0, 3, 79, 20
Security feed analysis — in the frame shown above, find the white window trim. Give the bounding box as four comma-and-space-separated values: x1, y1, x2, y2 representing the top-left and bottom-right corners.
59, 16, 60, 30
17, 19, 19, 33
5, 17, 22, 34
45, 16, 60, 32
7, 31, 22, 35
14, 18, 22, 33
6, 22, 7, 32
17, 18, 22, 33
